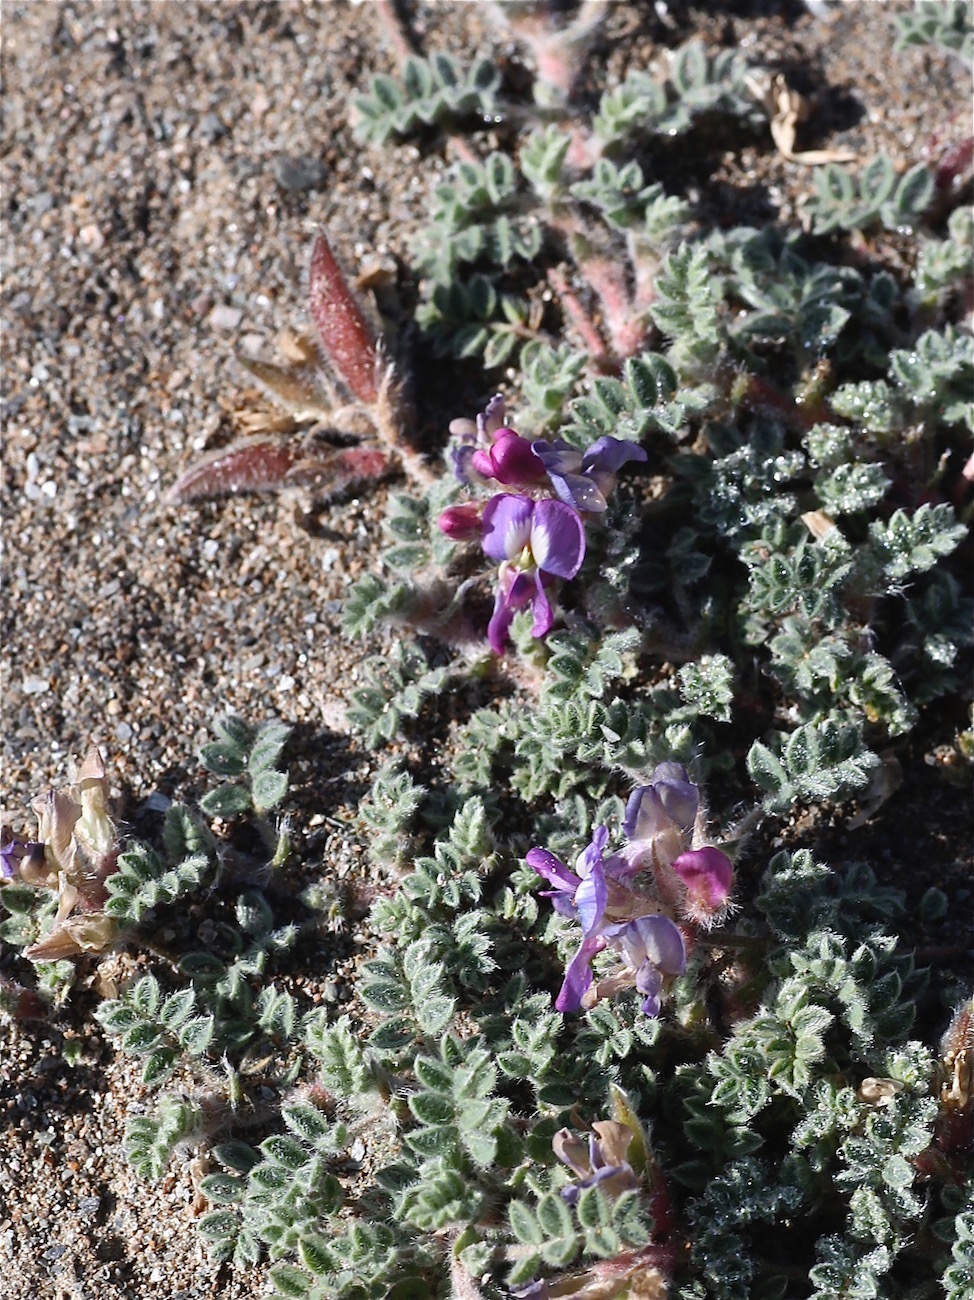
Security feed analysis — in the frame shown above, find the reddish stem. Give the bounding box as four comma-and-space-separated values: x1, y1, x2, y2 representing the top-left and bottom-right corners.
374, 0, 417, 63
548, 265, 614, 370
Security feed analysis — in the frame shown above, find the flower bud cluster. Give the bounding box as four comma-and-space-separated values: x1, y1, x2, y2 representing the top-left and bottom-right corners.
526, 763, 734, 1016
438, 395, 646, 654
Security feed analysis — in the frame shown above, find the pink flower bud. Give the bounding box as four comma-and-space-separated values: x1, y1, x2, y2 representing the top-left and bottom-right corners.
437, 503, 482, 541
670, 846, 733, 924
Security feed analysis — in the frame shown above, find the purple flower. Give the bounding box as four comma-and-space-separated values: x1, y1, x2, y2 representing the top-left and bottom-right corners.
481, 494, 585, 654
603, 914, 686, 1016
532, 436, 647, 513
528, 829, 638, 1014
527, 828, 614, 1013
527, 826, 614, 930
623, 763, 700, 843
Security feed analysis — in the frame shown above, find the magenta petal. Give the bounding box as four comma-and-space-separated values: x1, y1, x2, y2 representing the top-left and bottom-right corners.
671, 847, 733, 910
489, 432, 547, 485
530, 500, 586, 578
526, 848, 580, 893
528, 571, 554, 639
470, 448, 495, 479
487, 582, 515, 654
482, 494, 534, 563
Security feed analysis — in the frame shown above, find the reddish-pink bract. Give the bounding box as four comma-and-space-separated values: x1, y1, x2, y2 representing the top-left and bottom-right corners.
167, 439, 394, 504
308, 231, 380, 405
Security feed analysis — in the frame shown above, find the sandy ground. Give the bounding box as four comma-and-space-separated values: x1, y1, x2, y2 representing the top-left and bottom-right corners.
1, 2, 970, 1297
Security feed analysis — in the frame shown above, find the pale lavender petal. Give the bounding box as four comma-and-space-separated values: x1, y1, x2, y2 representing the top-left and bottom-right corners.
635, 959, 664, 1017
531, 439, 583, 477
653, 769, 699, 832
553, 473, 610, 513
583, 436, 648, 475
632, 914, 686, 974
671, 846, 733, 911
545, 892, 578, 919
574, 865, 607, 936
623, 786, 667, 842
605, 913, 686, 976
449, 442, 483, 485
512, 1281, 550, 1300
526, 847, 580, 893
555, 934, 605, 1012
530, 499, 586, 578
482, 494, 533, 562
603, 850, 639, 879
576, 826, 609, 880
479, 393, 506, 438
651, 761, 692, 785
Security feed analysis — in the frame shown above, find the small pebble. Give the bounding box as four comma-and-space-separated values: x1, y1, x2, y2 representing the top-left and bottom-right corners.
198, 112, 226, 142
207, 304, 243, 332
271, 154, 327, 191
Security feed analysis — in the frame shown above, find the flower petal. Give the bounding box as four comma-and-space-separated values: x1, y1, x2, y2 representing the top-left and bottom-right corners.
526, 847, 580, 893
606, 914, 686, 976
555, 934, 605, 1012
487, 581, 516, 655
481, 493, 533, 562
582, 436, 648, 475
651, 762, 700, 831
530, 499, 586, 578
479, 393, 506, 438
633, 914, 687, 974
623, 786, 666, 842
531, 438, 583, 476
574, 867, 607, 936
576, 825, 609, 880
486, 431, 547, 486
528, 571, 555, 639
553, 472, 610, 513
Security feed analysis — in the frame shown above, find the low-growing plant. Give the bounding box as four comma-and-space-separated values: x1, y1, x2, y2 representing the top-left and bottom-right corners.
5, 4, 971, 1298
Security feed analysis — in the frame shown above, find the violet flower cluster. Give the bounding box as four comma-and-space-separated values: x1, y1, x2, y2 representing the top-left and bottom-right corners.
438, 395, 646, 654
526, 763, 734, 1016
